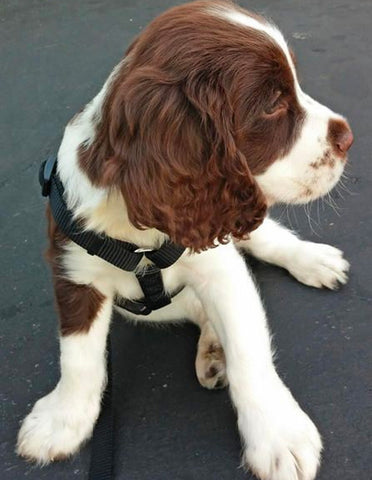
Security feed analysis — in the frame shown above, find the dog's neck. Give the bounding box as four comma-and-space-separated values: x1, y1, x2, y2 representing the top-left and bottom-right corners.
86, 189, 168, 248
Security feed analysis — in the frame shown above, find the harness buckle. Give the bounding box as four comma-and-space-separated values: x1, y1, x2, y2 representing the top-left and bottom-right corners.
115, 297, 153, 316
40, 155, 57, 197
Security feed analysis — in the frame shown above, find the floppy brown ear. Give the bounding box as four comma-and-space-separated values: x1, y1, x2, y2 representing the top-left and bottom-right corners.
104, 66, 267, 251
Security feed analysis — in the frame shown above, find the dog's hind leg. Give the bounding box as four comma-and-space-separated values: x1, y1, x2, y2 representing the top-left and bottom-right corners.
116, 286, 228, 390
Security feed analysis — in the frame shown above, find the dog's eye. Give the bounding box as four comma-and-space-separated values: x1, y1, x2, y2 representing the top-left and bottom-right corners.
264, 91, 288, 118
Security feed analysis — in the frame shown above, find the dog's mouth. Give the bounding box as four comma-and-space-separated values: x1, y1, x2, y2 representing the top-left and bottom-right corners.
294, 161, 346, 204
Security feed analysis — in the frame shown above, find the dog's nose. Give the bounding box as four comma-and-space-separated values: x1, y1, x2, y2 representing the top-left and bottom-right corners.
328, 118, 354, 154
336, 127, 354, 153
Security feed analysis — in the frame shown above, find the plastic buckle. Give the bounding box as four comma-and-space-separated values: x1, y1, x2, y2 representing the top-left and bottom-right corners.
41, 155, 57, 197
116, 298, 152, 316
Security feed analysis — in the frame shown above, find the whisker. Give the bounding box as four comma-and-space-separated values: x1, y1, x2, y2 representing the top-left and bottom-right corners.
324, 192, 341, 217
277, 204, 288, 223
285, 204, 294, 230
338, 177, 357, 196
316, 197, 320, 224
291, 204, 299, 229
303, 201, 320, 237
321, 195, 326, 212
292, 206, 299, 227
335, 185, 345, 200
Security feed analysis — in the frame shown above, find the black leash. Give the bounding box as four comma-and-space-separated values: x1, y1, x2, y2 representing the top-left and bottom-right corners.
88, 332, 114, 480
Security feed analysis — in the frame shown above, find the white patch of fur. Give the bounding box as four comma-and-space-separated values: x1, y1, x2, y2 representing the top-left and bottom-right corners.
255, 108, 344, 205
217, 7, 294, 69
255, 102, 347, 204
57, 61, 124, 216
84, 189, 168, 248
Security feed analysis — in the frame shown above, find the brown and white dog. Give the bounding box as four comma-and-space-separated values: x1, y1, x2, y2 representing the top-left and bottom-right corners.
17, 2, 353, 479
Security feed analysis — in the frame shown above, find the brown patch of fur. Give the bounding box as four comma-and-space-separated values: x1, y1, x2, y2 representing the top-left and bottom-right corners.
46, 205, 106, 336
79, 1, 305, 251
51, 453, 70, 462
54, 277, 106, 336
207, 342, 224, 357
310, 149, 335, 169
310, 161, 319, 170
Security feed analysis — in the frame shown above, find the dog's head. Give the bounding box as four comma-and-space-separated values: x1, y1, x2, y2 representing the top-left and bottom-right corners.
83, 1, 353, 250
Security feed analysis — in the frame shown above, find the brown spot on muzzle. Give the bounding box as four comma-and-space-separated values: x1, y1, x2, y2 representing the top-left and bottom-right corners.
310, 149, 335, 169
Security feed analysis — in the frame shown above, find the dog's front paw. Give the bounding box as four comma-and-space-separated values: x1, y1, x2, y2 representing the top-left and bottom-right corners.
287, 241, 349, 289
240, 385, 322, 480
17, 388, 99, 464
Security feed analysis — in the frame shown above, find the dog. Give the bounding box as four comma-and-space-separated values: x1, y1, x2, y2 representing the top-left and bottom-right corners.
17, 2, 353, 479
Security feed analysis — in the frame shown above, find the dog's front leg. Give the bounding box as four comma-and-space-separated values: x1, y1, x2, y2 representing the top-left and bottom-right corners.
184, 244, 322, 480
237, 216, 349, 289
17, 280, 113, 464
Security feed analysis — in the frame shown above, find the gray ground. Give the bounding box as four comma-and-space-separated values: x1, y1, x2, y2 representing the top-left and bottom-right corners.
1, 1, 371, 479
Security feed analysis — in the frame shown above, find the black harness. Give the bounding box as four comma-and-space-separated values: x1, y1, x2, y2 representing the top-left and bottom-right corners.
39, 155, 186, 316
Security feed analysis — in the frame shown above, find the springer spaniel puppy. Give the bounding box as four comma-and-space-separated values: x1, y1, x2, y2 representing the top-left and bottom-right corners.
17, 2, 353, 479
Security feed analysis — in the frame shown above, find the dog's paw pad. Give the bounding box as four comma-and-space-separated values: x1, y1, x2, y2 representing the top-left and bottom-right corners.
196, 342, 228, 390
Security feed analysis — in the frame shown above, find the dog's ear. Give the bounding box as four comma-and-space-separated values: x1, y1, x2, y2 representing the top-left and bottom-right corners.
104, 66, 267, 251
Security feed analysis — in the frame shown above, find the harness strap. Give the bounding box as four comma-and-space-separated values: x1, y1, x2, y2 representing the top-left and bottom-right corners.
39, 155, 185, 273
137, 266, 172, 310
39, 156, 185, 272
115, 267, 185, 316
50, 174, 143, 271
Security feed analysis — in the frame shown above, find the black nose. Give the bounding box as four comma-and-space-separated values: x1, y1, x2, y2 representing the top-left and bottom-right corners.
328, 119, 354, 155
